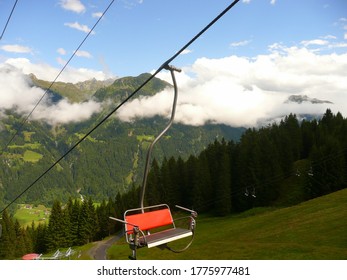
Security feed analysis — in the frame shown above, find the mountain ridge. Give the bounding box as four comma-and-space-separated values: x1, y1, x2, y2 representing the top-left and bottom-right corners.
29, 74, 114, 103
285, 94, 333, 105
0, 73, 245, 208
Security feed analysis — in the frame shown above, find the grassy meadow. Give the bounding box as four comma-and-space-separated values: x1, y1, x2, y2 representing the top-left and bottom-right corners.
107, 188, 347, 260
13, 204, 50, 228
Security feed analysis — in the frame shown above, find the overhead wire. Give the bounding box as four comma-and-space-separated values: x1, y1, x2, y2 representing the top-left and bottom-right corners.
0, 0, 115, 155
0, 0, 242, 214
0, 0, 19, 41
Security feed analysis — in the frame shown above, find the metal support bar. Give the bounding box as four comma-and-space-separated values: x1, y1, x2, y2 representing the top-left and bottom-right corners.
109, 216, 138, 228
140, 65, 181, 211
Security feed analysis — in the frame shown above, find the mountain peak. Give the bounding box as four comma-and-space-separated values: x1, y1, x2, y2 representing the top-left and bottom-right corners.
285, 94, 333, 105
93, 73, 171, 102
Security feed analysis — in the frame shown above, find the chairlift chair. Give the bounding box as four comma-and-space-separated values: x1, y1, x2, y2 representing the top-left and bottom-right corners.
308, 166, 314, 176
110, 64, 197, 260
251, 186, 256, 198
245, 186, 256, 198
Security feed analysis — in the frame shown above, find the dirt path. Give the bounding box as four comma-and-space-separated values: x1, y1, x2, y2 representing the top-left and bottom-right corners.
87, 233, 123, 260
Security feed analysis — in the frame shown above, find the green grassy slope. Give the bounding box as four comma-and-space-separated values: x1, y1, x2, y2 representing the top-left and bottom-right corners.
107, 188, 347, 260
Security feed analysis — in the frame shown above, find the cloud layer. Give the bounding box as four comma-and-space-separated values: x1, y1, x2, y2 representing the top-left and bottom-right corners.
0, 44, 32, 54
59, 0, 86, 14
0, 64, 102, 125
64, 22, 95, 34
117, 45, 347, 127
1, 43, 346, 128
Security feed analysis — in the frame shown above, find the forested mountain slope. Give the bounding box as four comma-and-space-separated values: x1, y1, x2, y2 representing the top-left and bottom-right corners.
111, 109, 347, 218
1, 95, 346, 259
0, 74, 244, 209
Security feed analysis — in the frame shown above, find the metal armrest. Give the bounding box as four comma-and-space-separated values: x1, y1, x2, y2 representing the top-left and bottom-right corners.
175, 205, 198, 218
109, 216, 137, 227
109, 216, 147, 246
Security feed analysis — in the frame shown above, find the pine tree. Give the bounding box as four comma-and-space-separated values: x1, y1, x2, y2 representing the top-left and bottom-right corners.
61, 204, 72, 247
79, 198, 97, 244
160, 157, 181, 208
46, 200, 65, 252
23, 226, 34, 255
182, 155, 199, 209
196, 151, 212, 213
69, 199, 81, 246
34, 223, 48, 253
0, 210, 16, 259
96, 199, 113, 239
214, 140, 232, 216
114, 192, 125, 220
146, 159, 161, 206
107, 196, 118, 234
14, 219, 26, 258
301, 119, 317, 158
309, 137, 346, 197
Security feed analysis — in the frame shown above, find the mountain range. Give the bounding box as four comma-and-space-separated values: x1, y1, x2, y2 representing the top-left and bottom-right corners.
0, 73, 244, 208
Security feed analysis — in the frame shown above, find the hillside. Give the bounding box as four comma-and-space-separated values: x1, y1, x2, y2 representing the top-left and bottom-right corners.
108, 188, 347, 260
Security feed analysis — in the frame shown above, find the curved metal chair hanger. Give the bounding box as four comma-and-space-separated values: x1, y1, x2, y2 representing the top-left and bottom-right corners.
140, 64, 180, 211
110, 64, 197, 260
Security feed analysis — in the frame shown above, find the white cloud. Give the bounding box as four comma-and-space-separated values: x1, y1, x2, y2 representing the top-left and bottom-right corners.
230, 40, 251, 47
0, 44, 32, 53
118, 46, 347, 127
75, 50, 92, 58
299, 36, 347, 50
5, 57, 111, 83
321, 35, 337, 40
243, 0, 276, 5
59, 0, 86, 14
64, 22, 95, 34
92, 12, 103, 18
301, 39, 329, 47
2, 43, 346, 128
32, 99, 102, 125
0, 64, 102, 125
332, 42, 347, 48
181, 49, 193, 55
57, 48, 67, 55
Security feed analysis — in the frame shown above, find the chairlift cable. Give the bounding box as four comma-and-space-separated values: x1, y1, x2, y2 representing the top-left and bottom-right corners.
0, 0, 19, 41
0, 0, 242, 215
0, 0, 115, 154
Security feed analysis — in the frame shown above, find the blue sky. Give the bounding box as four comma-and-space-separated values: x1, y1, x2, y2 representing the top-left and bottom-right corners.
1, 0, 346, 77
0, 0, 347, 127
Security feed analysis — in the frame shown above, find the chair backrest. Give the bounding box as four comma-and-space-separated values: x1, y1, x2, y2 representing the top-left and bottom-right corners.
125, 205, 173, 234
